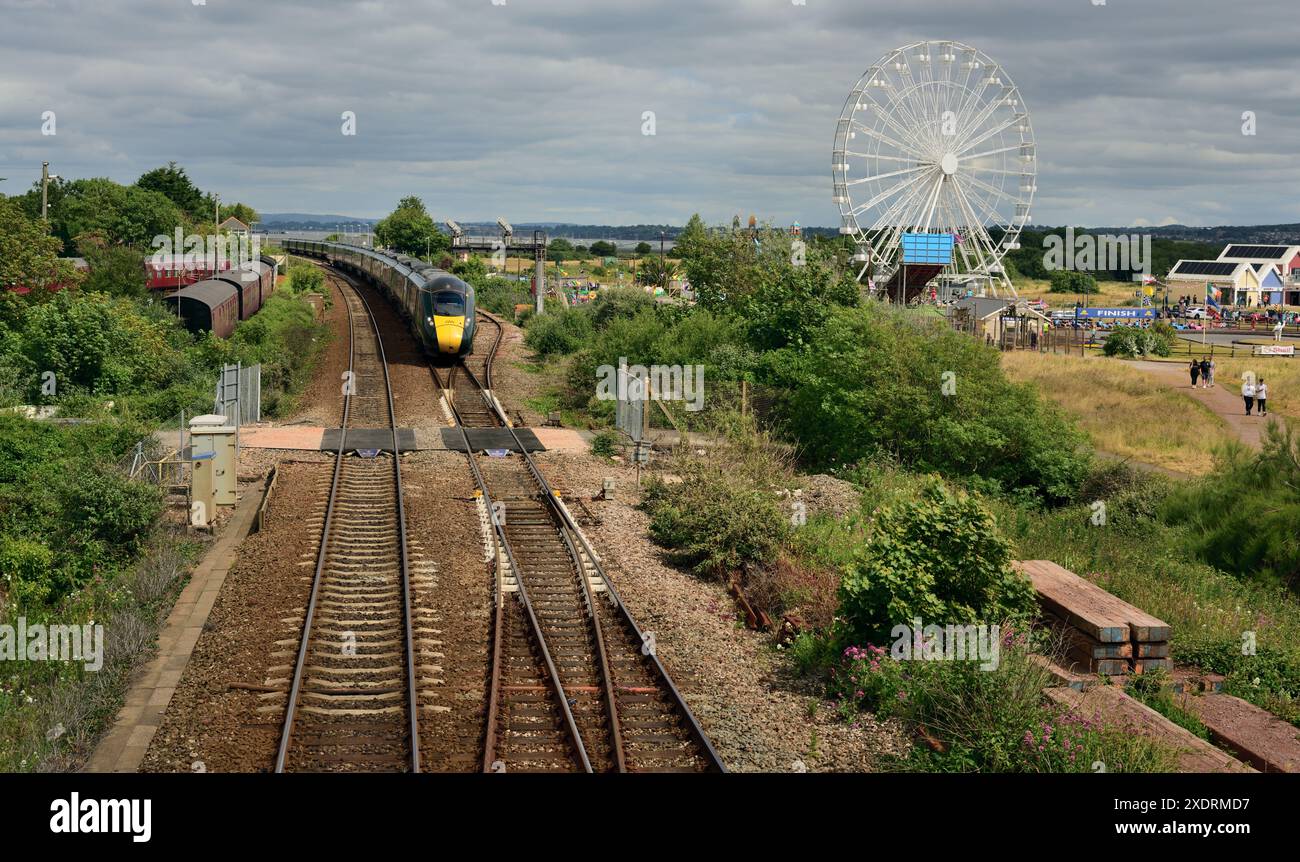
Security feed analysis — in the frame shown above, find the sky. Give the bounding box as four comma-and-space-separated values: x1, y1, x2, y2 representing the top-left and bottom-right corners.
1, 0, 1297, 228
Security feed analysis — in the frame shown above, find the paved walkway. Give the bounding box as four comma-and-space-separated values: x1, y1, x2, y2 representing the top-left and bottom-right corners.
84, 482, 264, 773
1130, 361, 1269, 450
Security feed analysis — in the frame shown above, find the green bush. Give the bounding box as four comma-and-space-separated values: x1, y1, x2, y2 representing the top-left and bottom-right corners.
1161, 424, 1300, 589
831, 638, 1175, 772
838, 481, 1036, 645
1102, 325, 1171, 358
589, 429, 620, 458
1048, 270, 1098, 294
775, 304, 1090, 502
524, 307, 594, 356
642, 425, 792, 578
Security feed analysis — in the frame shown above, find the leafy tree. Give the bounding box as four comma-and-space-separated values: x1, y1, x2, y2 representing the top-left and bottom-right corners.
547, 237, 575, 262
218, 202, 259, 227
136, 161, 207, 220
452, 255, 487, 282
374, 196, 444, 256
674, 213, 708, 261
636, 255, 674, 288
0, 199, 79, 291
634, 241, 652, 255
589, 240, 617, 257
79, 244, 148, 298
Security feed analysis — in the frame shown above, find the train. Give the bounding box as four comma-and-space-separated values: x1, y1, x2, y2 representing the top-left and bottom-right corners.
282, 239, 476, 359
164, 256, 278, 339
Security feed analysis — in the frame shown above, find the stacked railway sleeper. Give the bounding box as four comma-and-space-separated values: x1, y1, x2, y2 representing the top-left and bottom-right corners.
438, 312, 725, 773
274, 273, 424, 772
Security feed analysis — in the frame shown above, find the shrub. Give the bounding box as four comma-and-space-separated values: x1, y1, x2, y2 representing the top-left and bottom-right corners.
1102, 325, 1171, 358
524, 308, 594, 356
831, 636, 1175, 772
775, 304, 1090, 502
1076, 460, 1173, 531
643, 424, 793, 578
838, 480, 1036, 645
1048, 270, 1098, 294
589, 429, 620, 458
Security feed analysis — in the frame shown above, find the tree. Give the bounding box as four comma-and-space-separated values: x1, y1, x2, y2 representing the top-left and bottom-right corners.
634, 241, 652, 255
590, 240, 617, 257
674, 213, 708, 261
374, 196, 444, 257
136, 162, 207, 220
636, 255, 675, 288
80, 245, 147, 298
218, 202, 260, 227
452, 255, 487, 282
0, 199, 79, 291
547, 237, 575, 262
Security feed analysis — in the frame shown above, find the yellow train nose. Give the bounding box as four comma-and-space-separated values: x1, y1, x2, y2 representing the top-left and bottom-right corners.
434, 316, 464, 354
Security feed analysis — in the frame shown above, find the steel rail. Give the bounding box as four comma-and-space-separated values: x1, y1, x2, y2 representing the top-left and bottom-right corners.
274, 269, 420, 773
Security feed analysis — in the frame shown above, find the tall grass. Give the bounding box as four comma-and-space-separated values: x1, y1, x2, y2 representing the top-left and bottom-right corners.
1001, 351, 1234, 474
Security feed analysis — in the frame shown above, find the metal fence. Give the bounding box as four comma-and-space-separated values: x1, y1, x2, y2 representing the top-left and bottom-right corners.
214, 362, 261, 425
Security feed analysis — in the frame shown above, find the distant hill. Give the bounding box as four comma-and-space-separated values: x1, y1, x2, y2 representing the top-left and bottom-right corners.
259, 213, 379, 230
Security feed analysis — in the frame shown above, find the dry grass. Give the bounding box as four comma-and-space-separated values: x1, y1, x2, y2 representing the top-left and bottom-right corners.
1215, 357, 1300, 420
1001, 352, 1236, 474
1013, 278, 1150, 307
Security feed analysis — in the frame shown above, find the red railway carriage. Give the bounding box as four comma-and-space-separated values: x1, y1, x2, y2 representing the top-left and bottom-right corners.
211, 260, 270, 320
145, 254, 235, 290
163, 279, 240, 338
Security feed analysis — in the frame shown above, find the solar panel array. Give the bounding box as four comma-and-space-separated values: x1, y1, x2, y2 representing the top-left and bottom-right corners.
1220, 244, 1294, 260
1172, 260, 1239, 277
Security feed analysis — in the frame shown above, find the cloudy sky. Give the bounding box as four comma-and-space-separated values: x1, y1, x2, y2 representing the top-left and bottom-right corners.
1, 0, 1297, 227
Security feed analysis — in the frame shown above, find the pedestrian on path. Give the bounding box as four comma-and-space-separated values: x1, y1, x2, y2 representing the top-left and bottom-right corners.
1190, 360, 1200, 387
1243, 378, 1256, 415
1206, 358, 1216, 388
1257, 379, 1268, 417
1199, 358, 1211, 388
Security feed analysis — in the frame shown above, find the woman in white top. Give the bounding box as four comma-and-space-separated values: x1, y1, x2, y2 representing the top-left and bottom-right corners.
1242, 379, 1256, 415
1256, 379, 1268, 416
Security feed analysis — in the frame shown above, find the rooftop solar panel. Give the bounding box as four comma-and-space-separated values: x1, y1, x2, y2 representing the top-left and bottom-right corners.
1172, 260, 1239, 277
1221, 244, 1294, 260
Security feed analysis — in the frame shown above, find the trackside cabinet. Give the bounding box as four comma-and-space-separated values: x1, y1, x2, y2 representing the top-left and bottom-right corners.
189, 414, 237, 509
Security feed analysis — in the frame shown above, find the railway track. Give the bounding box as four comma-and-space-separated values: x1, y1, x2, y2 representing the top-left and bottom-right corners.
434, 312, 725, 773
274, 271, 421, 773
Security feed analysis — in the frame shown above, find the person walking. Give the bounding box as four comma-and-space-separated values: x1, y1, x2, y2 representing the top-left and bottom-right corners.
1199, 358, 1211, 388
1257, 378, 1268, 417
1242, 378, 1256, 415
1190, 360, 1200, 388
1206, 358, 1216, 388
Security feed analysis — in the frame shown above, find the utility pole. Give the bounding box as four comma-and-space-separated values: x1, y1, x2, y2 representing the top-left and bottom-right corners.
659, 231, 666, 293
41, 161, 56, 220
214, 193, 220, 226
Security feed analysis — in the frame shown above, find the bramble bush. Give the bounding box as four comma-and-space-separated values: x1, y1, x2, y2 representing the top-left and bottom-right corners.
838, 480, 1036, 645
1102, 324, 1171, 358
774, 304, 1090, 502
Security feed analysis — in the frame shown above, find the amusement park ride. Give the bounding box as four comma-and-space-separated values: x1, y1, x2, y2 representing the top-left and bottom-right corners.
833, 40, 1036, 301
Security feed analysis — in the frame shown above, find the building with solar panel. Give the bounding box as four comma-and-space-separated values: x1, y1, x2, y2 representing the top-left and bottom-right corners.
1166, 259, 1262, 306
1216, 244, 1300, 305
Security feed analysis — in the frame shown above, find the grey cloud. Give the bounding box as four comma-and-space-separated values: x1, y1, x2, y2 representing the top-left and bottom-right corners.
0, 0, 1297, 227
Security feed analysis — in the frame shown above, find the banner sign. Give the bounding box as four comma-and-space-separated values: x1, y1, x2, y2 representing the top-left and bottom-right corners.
1073, 307, 1156, 320
1256, 344, 1295, 356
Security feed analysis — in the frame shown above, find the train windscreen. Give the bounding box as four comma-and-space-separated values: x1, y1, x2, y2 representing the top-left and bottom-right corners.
433, 291, 465, 316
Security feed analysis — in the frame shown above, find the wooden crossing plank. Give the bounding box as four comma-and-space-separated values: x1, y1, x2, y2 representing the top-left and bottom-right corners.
1017, 560, 1170, 642
1177, 692, 1300, 773
1044, 685, 1253, 773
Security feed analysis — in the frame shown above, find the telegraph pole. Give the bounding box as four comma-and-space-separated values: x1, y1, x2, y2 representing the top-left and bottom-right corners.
41, 161, 51, 219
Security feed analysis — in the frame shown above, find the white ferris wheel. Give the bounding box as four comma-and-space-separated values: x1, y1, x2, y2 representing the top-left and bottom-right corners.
832, 40, 1035, 297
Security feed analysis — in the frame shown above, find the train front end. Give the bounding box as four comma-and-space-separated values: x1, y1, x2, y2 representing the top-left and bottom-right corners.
420, 275, 476, 358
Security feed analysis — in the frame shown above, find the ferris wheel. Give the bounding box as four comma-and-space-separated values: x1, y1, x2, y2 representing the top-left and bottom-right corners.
832, 40, 1035, 296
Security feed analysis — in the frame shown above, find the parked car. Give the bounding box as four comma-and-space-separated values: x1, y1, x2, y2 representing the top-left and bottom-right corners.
1184, 306, 1207, 319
